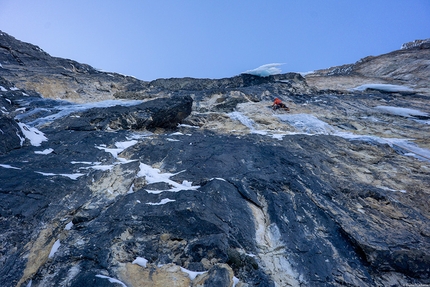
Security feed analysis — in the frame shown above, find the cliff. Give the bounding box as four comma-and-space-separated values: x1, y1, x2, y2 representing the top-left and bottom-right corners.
306, 38, 430, 96
1, 31, 429, 287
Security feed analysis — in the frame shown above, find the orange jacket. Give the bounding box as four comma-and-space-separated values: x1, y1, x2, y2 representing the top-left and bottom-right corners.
273, 98, 282, 105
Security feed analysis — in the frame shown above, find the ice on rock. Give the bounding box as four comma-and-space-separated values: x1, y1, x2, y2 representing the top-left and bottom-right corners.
35, 171, 85, 180
137, 163, 200, 193
65, 221, 74, 230
375, 106, 429, 120
95, 275, 127, 287
20, 99, 144, 127
179, 267, 206, 280
228, 111, 267, 135
242, 63, 284, 77
34, 148, 54, 155
48, 239, 61, 258
277, 114, 336, 135
18, 123, 47, 146
0, 164, 21, 170
351, 83, 413, 93
132, 257, 148, 267
146, 198, 176, 205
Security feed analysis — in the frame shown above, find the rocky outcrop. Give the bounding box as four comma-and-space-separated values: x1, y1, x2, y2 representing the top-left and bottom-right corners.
46, 95, 192, 132
306, 39, 430, 96
1, 32, 430, 287
0, 31, 148, 103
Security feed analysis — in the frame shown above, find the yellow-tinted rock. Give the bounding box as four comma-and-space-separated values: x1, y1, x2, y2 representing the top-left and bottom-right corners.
119, 263, 191, 287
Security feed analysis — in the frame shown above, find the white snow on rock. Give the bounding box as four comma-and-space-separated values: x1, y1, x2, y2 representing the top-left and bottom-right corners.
65, 221, 74, 230
375, 106, 429, 119
146, 198, 176, 205
95, 140, 138, 159
0, 164, 21, 170
95, 275, 127, 287
137, 163, 200, 194
115, 140, 138, 150
21, 99, 144, 127
71, 161, 102, 165
86, 164, 114, 171
48, 239, 61, 258
277, 114, 336, 135
242, 63, 284, 77
35, 171, 85, 180
18, 123, 47, 146
34, 148, 54, 155
166, 138, 180, 142
0, 86, 7, 92
228, 111, 268, 135
179, 267, 206, 280
132, 257, 148, 267
276, 113, 430, 161
351, 83, 413, 93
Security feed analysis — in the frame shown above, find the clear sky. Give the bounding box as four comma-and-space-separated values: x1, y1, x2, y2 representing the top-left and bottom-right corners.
0, 1, 429, 81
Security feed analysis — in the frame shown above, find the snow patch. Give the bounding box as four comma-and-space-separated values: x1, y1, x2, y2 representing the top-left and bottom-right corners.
277, 114, 336, 135
48, 239, 61, 258
180, 267, 206, 280
243, 63, 284, 77
95, 140, 138, 159
115, 140, 138, 150
35, 171, 85, 180
65, 221, 74, 230
137, 163, 200, 194
228, 111, 267, 135
146, 198, 176, 205
351, 83, 413, 93
132, 257, 148, 267
34, 148, 54, 155
21, 99, 144, 127
375, 106, 429, 121
95, 275, 127, 287
0, 86, 7, 92
210, 177, 227, 182
71, 161, 102, 165
18, 123, 47, 146
0, 164, 21, 170
178, 123, 199, 129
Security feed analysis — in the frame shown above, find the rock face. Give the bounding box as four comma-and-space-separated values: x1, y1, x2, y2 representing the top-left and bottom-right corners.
306, 39, 430, 96
0, 31, 147, 103
1, 31, 430, 287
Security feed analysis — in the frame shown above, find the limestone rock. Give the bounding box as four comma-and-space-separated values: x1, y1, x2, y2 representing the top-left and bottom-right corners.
0, 30, 148, 103
1, 31, 430, 287
119, 263, 191, 287
306, 41, 430, 95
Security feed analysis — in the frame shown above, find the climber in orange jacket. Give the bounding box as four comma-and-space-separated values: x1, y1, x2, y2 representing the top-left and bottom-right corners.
272, 97, 290, 111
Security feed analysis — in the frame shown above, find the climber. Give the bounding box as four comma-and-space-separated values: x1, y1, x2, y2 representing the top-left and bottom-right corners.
272, 97, 290, 111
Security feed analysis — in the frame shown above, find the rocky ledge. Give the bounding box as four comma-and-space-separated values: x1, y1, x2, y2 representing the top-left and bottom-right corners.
306, 38, 430, 96
1, 31, 430, 287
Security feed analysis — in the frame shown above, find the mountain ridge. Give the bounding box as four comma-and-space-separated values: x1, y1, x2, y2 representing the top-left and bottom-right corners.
306, 38, 430, 95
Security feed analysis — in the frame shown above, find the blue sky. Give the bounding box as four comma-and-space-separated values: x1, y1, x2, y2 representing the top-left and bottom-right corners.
0, 1, 429, 81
